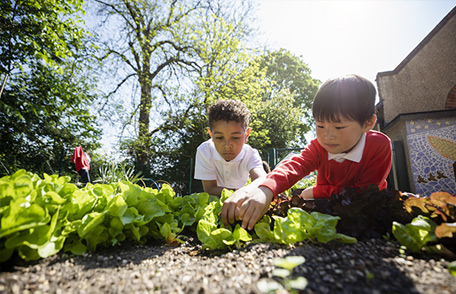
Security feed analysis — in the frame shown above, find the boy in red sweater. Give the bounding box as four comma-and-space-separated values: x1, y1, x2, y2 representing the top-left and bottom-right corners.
221, 74, 392, 230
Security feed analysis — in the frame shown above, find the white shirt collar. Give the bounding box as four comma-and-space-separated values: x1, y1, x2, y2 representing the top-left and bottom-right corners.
328, 133, 366, 163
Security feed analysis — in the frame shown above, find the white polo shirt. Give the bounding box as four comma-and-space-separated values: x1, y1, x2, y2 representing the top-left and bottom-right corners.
194, 139, 263, 189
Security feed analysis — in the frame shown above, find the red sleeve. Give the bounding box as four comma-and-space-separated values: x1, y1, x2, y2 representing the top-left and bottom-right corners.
354, 131, 392, 190
312, 184, 333, 199
260, 139, 322, 196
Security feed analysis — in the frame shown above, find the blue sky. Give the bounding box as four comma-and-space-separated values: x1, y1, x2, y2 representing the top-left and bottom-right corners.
255, 0, 455, 85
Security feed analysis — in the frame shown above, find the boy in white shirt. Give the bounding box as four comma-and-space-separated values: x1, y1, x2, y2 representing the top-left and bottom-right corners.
194, 99, 267, 197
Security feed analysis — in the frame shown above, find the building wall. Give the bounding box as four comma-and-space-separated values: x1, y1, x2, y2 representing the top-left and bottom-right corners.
404, 115, 456, 196
377, 9, 456, 124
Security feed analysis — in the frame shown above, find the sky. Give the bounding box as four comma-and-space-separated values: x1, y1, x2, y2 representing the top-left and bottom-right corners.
254, 0, 455, 85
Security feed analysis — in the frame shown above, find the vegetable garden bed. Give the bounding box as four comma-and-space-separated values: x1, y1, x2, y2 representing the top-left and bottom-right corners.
1, 170, 455, 293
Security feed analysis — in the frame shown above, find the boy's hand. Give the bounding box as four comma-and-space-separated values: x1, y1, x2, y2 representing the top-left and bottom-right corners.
221, 189, 247, 227
221, 186, 273, 231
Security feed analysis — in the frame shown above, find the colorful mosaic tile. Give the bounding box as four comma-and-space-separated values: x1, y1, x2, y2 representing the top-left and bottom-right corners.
406, 117, 456, 196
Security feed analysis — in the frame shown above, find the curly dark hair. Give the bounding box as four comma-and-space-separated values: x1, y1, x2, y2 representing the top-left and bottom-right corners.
207, 99, 250, 130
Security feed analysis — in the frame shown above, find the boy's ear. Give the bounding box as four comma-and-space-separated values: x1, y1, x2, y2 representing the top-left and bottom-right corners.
208, 128, 213, 138
363, 115, 377, 132
244, 127, 251, 142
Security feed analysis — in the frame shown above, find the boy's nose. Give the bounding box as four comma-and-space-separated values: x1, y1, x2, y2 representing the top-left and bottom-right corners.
325, 129, 336, 139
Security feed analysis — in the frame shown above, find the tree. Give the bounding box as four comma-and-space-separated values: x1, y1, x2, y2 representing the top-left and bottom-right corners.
0, 60, 102, 177
0, 0, 102, 177
253, 49, 321, 148
92, 0, 256, 177
0, 0, 87, 79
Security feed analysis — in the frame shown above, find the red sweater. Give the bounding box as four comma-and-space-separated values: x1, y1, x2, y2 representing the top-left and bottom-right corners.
261, 131, 392, 199
71, 146, 90, 172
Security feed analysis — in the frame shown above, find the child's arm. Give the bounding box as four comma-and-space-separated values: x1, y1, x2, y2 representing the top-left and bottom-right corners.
200, 166, 266, 197
249, 166, 267, 181
201, 180, 226, 197
221, 179, 273, 230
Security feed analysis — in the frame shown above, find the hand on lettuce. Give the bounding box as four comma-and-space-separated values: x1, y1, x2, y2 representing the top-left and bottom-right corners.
238, 186, 274, 231
221, 188, 247, 227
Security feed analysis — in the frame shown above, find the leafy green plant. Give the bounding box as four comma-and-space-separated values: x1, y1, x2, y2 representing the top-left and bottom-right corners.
449, 261, 456, 277
1, 170, 356, 263
0, 170, 216, 262
94, 163, 141, 184
196, 189, 253, 250
257, 256, 307, 294
392, 191, 456, 258
255, 208, 357, 245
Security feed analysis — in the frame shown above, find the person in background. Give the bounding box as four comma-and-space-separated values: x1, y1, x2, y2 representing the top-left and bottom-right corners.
221, 74, 392, 230
194, 99, 267, 197
71, 146, 91, 185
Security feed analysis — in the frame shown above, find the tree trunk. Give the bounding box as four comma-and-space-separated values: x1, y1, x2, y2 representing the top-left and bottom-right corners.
137, 71, 152, 177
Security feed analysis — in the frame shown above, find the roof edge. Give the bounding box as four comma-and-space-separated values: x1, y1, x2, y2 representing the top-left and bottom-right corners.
377, 5, 456, 78
382, 109, 456, 132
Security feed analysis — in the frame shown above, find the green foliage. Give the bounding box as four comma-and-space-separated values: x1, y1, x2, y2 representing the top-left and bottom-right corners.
392, 191, 456, 258
94, 162, 141, 185
257, 256, 307, 294
0, 170, 217, 262
254, 208, 357, 245
449, 261, 456, 277
0, 60, 101, 177
1, 170, 356, 263
253, 49, 320, 148
0, 0, 101, 177
195, 191, 356, 251
392, 216, 438, 253
0, 0, 87, 73
93, 0, 256, 177
196, 189, 254, 250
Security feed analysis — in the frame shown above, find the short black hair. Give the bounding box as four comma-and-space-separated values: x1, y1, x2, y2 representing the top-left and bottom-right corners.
312, 74, 376, 125
207, 99, 250, 130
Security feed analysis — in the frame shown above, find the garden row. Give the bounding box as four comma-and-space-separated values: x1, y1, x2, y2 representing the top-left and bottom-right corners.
0, 170, 455, 277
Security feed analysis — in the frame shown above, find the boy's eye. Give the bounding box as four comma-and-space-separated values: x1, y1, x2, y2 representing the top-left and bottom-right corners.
316, 125, 324, 129
335, 126, 346, 130
232, 137, 241, 140
215, 137, 224, 140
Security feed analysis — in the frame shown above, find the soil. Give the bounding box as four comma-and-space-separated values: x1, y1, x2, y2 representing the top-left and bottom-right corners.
1, 236, 455, 294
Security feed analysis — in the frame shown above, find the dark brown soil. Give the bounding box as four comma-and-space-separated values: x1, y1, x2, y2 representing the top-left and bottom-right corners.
1, 237, 455, 294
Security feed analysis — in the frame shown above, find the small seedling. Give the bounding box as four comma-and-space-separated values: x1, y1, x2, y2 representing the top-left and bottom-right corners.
449, 261, 456, 277
257, 255, 307, 294
364, 269, 374, 283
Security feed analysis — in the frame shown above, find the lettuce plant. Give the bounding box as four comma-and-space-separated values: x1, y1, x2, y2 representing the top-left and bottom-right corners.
257, 256, 307, 294
392, 191, 456, 258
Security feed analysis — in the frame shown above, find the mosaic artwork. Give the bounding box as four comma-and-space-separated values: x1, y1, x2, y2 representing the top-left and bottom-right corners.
406, 117, 456, 196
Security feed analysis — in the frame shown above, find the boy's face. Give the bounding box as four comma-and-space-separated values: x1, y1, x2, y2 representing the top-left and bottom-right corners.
315, 115, 376, 154
208, 120, 251, 162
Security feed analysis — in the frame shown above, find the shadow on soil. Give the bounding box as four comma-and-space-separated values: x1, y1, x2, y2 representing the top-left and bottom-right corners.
284, 240, 418, 294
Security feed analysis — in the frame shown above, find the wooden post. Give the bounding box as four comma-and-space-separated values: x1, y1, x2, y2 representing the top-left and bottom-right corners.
0, 73, 9, 98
